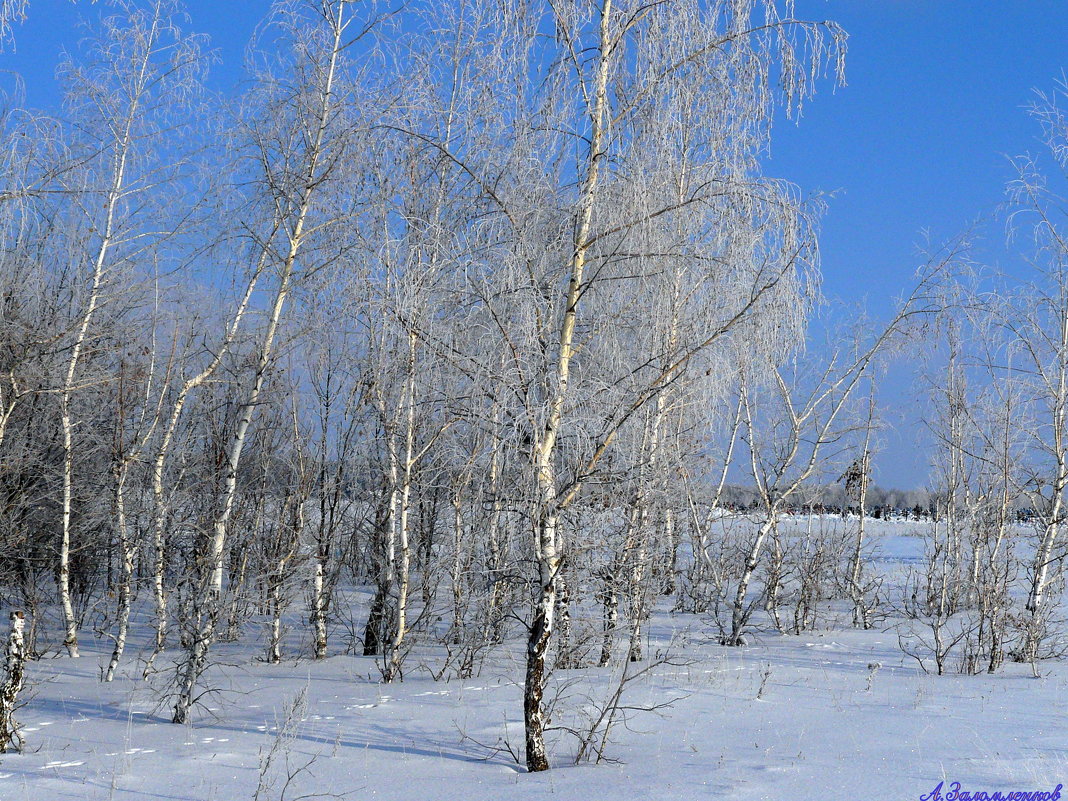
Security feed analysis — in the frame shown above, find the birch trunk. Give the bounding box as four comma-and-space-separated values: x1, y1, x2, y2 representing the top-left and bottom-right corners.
598, 559, 619, 667
58, 185, 115, 660
524, 0, 612, 771
662, 507, 678, 596
310, 397, 338, 660
147, 267, 261, 664
555, 570, 573, 668
450, 493, 465, 645
266, 558, 285, 664
485, 401, 507, 644
311, 557, 328, 660
363, 500, 394, 657
0, 372, 22, 455
625, 503, 648, 663
729, 515, 776, 645
628, 388, 669, 662
1027, 306, 1068, 624
848, 393, 875, 629
104, 466, 135, 682
523, 510, 561, 772
0, 610, 26, 753
56, 5, 163, 658
765, 524, 784, 633
172, 4, 346, 722
848, 466, 871, 629
173, 262, 296, 720
385, 331, 417, 683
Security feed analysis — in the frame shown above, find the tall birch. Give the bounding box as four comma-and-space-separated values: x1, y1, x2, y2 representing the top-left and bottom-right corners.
172, 0, 368, 722
52, 0, 206, 658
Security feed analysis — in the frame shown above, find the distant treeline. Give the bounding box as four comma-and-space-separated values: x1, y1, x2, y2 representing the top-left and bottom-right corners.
717, 484, 1040, 523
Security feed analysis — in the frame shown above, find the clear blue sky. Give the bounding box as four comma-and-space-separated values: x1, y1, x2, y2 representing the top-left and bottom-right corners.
7, 0, 1068, 488
769, 0, 1068, 487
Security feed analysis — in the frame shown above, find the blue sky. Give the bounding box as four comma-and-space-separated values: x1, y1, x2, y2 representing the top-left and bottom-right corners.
773, 0, 1068, 303
767, 0, 1068, 486
7, 0, 1068, 488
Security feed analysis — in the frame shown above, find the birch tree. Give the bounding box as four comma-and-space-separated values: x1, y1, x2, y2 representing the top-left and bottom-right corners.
398, 0, 845, 771
727, 266, 947, 647
1004, 103, 1068, 660
172, 0, 373, 723
844, 379, 878, 629
48, 0, 207, 658
303, 310, 363, 661
358, 166, 455, 681
0, 609, 25, 752
103, 326, 165, 681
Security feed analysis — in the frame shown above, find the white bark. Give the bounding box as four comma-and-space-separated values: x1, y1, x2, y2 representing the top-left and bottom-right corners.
103, 466, 134, 682
523, 0, 612, 770
311, 558, 328, 660
147, 269, 262, 662
58, 162, 118, 659
848, 386, 876, 629
385, 332, 417, 682
172, 2, 347, 723
728, 273, 936, 646
0, 610, 26, 753
1026, 305, 1068, 619
56, 1, 183, 661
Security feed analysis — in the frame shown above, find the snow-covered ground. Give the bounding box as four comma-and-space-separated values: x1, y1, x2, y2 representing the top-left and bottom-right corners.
3, 521, 1066, 801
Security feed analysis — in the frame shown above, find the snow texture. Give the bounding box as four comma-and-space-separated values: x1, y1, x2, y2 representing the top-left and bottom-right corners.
1, 522, 1063, 801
